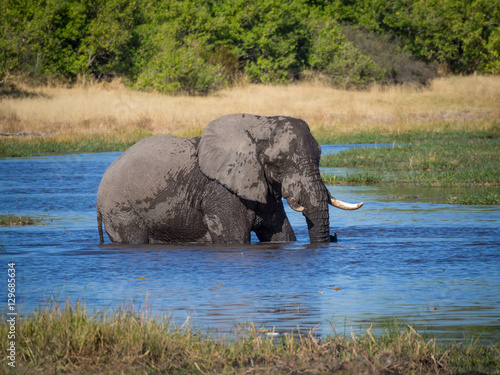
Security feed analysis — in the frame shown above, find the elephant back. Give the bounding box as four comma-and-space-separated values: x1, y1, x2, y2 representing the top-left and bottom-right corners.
98, 135, 199, 206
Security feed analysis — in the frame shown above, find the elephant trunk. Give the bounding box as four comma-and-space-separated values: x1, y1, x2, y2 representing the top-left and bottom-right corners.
284, 168, 331, 244
303, 178, 331, 243
304, 201, 330, 243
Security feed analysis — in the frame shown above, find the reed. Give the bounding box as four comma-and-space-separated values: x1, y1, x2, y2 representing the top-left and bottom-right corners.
1, 301, 497, 374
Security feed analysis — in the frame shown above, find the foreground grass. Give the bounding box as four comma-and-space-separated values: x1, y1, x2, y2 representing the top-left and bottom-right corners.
1, 302, 498, 374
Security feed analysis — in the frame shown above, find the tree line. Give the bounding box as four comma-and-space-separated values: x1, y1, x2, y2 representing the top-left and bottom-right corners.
1, 0, 498, 94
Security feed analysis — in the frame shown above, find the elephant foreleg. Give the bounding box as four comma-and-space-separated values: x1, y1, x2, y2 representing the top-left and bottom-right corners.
253, 200, 296, 243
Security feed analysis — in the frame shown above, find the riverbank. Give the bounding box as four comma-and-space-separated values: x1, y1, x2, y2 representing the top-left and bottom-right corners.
321, 139, 500, 205
1, 302, 498, 374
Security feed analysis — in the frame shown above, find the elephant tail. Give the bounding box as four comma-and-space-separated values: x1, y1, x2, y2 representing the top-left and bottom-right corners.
97, 209, 104, 244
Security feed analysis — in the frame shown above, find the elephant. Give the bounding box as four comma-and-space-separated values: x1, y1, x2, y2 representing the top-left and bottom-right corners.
96, 114, 363, 244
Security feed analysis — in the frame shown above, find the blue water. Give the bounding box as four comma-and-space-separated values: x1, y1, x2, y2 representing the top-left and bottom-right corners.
1, 146, 499, 342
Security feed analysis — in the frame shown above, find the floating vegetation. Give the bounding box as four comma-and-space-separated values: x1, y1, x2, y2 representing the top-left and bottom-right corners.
0, 214, 34, 226
448, 191, 500, 205
0, 212, 52, 226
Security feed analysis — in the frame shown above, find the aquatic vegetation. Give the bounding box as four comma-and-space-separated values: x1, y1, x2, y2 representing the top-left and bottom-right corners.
321, 140, 500, 204
0, 214, 34, 226
321, 172, 383, 185
1, 301, 497, 374
448, 191, 500, 205
322, 140, 499, 184
0, 211, 54, 226
0, 130, 152, 157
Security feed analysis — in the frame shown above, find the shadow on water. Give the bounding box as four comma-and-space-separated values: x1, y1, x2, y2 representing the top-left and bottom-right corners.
0, 147, 499, 343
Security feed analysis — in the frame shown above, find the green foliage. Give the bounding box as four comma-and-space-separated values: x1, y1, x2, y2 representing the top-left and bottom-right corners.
309, 20, 385, 88
228, 0, 311, 84
341, 26, 436, 85
132, 29, 226, 94
335, 0, 500, 75
1, 0, 498, 92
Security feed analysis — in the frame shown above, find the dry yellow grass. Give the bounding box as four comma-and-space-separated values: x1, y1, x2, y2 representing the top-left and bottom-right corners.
1, 75, 499, 137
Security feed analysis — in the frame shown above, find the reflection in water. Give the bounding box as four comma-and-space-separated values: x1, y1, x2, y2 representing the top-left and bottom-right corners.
0, 149, 499, 342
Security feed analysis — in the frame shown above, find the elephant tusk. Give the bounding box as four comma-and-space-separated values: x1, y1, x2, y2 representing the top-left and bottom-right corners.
329, 193, 363, 210
286, 197, 305, 212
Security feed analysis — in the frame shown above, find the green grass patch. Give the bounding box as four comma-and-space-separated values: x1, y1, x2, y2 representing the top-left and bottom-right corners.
0, 130, 153, 157
0, 212, 54, 227
1, 301, 498, 374
448, 191, 500, 205
321, 139, 500, 204
321, 172, 383, 185
0, 213, 36, 226
1, 123, 499, 158
312, 125, 500, 145
321, 141, 500, 187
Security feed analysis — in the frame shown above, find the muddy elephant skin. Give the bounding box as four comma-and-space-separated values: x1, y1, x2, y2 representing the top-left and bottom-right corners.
96, 114, 362, 244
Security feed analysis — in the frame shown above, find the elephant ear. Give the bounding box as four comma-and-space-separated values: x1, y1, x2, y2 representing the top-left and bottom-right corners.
198, 114, 270, 203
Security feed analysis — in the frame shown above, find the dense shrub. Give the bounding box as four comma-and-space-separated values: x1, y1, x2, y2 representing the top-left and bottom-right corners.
309, 20, 385, 88
132, 33, 226, 95
341, 26, 436, 85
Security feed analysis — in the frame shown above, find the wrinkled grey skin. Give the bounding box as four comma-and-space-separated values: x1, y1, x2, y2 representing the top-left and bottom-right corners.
97, 114, 359, 244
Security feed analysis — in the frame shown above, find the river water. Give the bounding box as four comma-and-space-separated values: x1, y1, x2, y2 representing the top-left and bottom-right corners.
1, 145, 499, 342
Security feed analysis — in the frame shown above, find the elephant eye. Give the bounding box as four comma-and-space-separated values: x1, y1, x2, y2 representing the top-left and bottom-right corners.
275, 156, 287, 169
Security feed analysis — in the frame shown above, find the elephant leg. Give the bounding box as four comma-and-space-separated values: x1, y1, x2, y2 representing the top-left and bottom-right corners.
253, 200, 296, 242
103, 207, 149, 244
201, 184, 255, 243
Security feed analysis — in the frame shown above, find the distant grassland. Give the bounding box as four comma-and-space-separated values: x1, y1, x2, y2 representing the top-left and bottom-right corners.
1, 75, 499, 157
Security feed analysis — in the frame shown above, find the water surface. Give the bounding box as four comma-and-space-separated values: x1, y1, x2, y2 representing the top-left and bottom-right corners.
1, 146, 499, 342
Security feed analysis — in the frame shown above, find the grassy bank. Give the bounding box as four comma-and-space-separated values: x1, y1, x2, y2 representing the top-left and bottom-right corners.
0, 130, 153, 157
1, 302, 498, 375
321, 140, 500, 187
321, 139, 500, 205
1, 75, 499, 157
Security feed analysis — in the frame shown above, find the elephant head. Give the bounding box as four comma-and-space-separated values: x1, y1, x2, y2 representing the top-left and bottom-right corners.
198, 114, 362, 244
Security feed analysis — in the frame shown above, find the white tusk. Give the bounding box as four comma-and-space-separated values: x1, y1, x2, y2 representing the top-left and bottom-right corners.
329, 194, 363, 210
286, 197, 305, 212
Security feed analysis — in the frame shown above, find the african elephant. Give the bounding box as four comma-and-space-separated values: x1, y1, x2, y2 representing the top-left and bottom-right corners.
96, 114, 362, 244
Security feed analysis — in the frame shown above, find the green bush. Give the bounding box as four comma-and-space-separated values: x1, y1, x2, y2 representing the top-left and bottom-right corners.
133, 33, 226, 95
341, 26, 436, 85
309, 20, 385, 88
